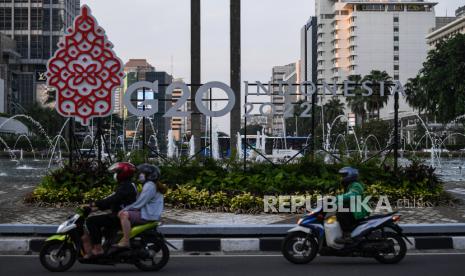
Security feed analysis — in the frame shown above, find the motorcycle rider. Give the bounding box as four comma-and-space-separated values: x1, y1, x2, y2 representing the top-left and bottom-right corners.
115, 163, 166, 248
81, 162, 138, 258
334, 167, 370, 244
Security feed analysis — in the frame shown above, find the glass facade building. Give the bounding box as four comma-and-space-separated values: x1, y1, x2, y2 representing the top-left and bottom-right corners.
0, 0, 80, 112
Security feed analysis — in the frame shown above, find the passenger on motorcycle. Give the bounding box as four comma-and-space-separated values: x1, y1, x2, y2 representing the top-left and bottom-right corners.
81, 162, 138, 258
115, 163, 167, 248
334, 167, 370, 244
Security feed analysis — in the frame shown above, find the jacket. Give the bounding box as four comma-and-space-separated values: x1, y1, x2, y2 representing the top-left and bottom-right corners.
95, 180, 137, 214
337, 181, 370, 220
123, 181, 164, 221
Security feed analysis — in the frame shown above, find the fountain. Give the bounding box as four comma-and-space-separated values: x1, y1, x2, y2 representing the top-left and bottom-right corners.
236, 132, 243, 159
212, 128, 220, 160
0, 136, 17, 160
13, 134, 36, 160
167, 129, 176, 158
189, 135, 195, 158
0, 115, 53, 147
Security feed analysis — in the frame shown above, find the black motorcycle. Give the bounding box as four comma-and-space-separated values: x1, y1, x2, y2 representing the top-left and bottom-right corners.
282, 204, 411, 265
39, 208, 176, 272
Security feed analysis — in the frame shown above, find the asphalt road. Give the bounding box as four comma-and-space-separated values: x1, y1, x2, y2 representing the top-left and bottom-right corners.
0, 253, 464, 276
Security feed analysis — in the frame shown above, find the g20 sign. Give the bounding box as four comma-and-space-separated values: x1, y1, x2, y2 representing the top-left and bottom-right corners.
47, 5, 407, 125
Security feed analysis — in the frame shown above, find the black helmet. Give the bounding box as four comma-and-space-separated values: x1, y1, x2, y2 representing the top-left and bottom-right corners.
338, 167, 359, 184
136, 163, 161, 182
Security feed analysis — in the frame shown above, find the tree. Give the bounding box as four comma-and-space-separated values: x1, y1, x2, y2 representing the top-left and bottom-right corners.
324, 97, 344, 125
405, 33, 465, 123
346, 75, 367, 126
363, 70, 392, 120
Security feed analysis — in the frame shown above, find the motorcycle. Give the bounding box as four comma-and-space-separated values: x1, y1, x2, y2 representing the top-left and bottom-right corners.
39, 208, 176, 272
281, 203, 411, 265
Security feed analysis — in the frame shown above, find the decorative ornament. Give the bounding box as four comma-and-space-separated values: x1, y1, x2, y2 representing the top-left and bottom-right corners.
46, 5, 124, 125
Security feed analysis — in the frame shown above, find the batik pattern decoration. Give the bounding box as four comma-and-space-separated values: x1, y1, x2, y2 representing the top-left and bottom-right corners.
46, 5, 124, 125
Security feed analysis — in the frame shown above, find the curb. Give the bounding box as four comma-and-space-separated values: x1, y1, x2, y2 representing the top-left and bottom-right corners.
1, 236, 464, 254
2, 223, 465, 237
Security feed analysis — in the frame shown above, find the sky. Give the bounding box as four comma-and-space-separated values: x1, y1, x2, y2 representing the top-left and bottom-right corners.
80, 0, 464, 134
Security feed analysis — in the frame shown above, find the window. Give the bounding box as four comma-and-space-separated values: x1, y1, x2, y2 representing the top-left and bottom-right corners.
394, 36, 399, 41
42, 36, 51, 59
31, 35, 43, 59
31, 8, 43, 30
407, 5, 426, 12
14, 8, 28, 30
0, 8, 12, 30
394, 56, 399, 61
394, 27, 399, 32
394, 65, 399, 70
393, 17, 399, 23
394, 75, 399, 80
52, 8, 63, 31
341, 10, 349, 16
388, 5, 404, 11
357, 4, 385, 11
43, 8, 50, 31
394, 46, 399, 51
14, 35, 28, 58
52, 35, 60, 54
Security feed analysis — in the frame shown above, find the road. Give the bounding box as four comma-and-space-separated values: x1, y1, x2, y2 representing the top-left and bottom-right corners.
1, 253, 464, 276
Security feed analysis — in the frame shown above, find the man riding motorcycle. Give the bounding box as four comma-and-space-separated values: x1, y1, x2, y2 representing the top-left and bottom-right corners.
81, 162, 138, 258
335, 167, 370, 244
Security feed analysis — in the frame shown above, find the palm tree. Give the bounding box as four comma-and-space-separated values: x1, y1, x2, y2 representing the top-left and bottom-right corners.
324, 97, 344, 124
363, 70, 392, 120
346, 75, 367, 126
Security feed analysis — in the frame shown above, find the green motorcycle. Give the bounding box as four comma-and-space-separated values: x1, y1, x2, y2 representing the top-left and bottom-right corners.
39, 208, 175, 272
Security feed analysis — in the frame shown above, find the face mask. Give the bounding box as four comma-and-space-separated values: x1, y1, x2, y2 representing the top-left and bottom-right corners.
138, 173, 146, 183
113, 173, 118, 181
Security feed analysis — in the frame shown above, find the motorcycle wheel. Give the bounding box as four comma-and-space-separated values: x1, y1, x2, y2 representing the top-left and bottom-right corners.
39, 240, 76, 272
374, 231, 407, 264
281, 231, 318, 264
135, 240, 170, 271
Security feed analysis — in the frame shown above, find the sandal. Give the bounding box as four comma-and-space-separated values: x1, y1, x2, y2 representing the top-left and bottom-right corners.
112, 242, 130, 249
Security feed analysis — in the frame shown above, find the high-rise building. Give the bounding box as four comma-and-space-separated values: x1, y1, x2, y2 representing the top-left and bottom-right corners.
427, 6, 465, 49
300, 16, 318, 101
0, 32, 20, 113
119, 59, 173, 151
313, 0, 436, 120
270, 62, 298, 136
0, 0, 80, 113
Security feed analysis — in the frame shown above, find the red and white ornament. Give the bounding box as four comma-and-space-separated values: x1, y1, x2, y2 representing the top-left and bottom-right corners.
46, 5, 124, 125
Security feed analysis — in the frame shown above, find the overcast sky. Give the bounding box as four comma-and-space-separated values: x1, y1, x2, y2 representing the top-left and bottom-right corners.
80, 0, 464, 133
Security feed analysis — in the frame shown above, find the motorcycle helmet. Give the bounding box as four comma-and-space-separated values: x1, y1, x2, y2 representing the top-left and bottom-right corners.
338, 167, 359, 185
108, 162, 136, 181
136, 163, 161, 182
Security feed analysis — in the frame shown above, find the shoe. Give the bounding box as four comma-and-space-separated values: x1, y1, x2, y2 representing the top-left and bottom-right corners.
334, 236, 353, 244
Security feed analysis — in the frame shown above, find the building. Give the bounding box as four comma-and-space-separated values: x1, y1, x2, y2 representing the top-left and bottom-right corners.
456, 5, 465, 18
427, 6, 465, 48
270, 62, 298, 136
313, 0, 436, 120
0, 0, 80, 113
300, 16, 318, 101
0, 33, 20, 113
433, 17, 457, 31
119, 59, 173, 151
114, 59, 156, 118
170, 78, 188, 141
